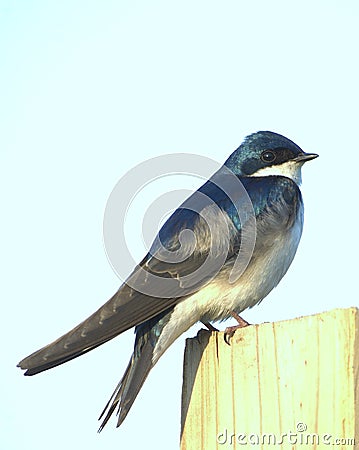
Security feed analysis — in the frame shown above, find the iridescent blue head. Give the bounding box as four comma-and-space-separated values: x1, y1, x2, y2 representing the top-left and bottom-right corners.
225, 131, 318, 185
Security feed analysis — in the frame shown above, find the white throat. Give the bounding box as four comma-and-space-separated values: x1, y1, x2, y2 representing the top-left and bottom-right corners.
249, 160, 303, 185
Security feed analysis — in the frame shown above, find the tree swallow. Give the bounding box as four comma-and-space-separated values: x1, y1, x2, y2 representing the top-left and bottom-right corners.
17, 131, 318, 430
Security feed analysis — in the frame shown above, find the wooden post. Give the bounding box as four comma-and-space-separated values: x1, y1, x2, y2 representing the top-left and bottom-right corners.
181, 308, 359, 449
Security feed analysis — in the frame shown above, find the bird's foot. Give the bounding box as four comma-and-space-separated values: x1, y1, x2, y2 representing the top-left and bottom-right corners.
202, 321, 219, 332
224, 312, 251, 345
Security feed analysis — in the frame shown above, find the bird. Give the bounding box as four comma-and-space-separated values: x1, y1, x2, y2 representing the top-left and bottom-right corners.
17, 131, 318, 430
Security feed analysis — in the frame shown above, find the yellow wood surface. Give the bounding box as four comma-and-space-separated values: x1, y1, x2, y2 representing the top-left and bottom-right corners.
181, 308, 359, 449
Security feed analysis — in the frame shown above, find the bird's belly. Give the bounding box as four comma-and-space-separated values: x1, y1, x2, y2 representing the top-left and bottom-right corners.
152, 217, 302, 364
185, 217, 303, 322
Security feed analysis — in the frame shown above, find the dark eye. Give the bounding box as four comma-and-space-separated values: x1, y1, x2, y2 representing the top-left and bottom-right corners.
261, 150, 276, 163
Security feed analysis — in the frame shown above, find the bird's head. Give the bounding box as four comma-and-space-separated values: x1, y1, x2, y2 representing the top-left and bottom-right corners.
225, 131, 318, 185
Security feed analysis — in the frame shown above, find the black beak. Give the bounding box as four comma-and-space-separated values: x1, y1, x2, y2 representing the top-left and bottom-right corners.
294, 152, 319, 163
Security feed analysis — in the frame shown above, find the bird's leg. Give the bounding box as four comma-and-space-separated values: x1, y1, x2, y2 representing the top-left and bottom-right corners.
224, 312, 251, 345
201, 321, 219, 332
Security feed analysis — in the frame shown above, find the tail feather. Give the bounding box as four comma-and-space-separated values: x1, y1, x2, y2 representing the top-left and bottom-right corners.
98, 343, 154, 431
98, 308, 173, 430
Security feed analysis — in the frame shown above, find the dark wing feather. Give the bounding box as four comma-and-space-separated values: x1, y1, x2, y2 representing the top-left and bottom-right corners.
18, 172, 244, 375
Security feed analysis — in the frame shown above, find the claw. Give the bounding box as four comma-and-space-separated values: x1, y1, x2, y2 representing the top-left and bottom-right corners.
224, 326, 236, 345
223, 312, 251, 345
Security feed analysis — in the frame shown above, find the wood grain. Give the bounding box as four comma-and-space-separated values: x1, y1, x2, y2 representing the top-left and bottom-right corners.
181, 308, 359, 449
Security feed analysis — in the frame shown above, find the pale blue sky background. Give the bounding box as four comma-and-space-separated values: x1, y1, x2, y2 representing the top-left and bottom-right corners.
1, 1, 358, 449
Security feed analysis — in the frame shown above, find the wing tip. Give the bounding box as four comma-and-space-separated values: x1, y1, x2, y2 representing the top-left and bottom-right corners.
17, 360, 43, 376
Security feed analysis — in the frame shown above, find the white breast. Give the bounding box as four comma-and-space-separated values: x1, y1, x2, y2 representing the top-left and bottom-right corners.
152, 204, 304, 364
